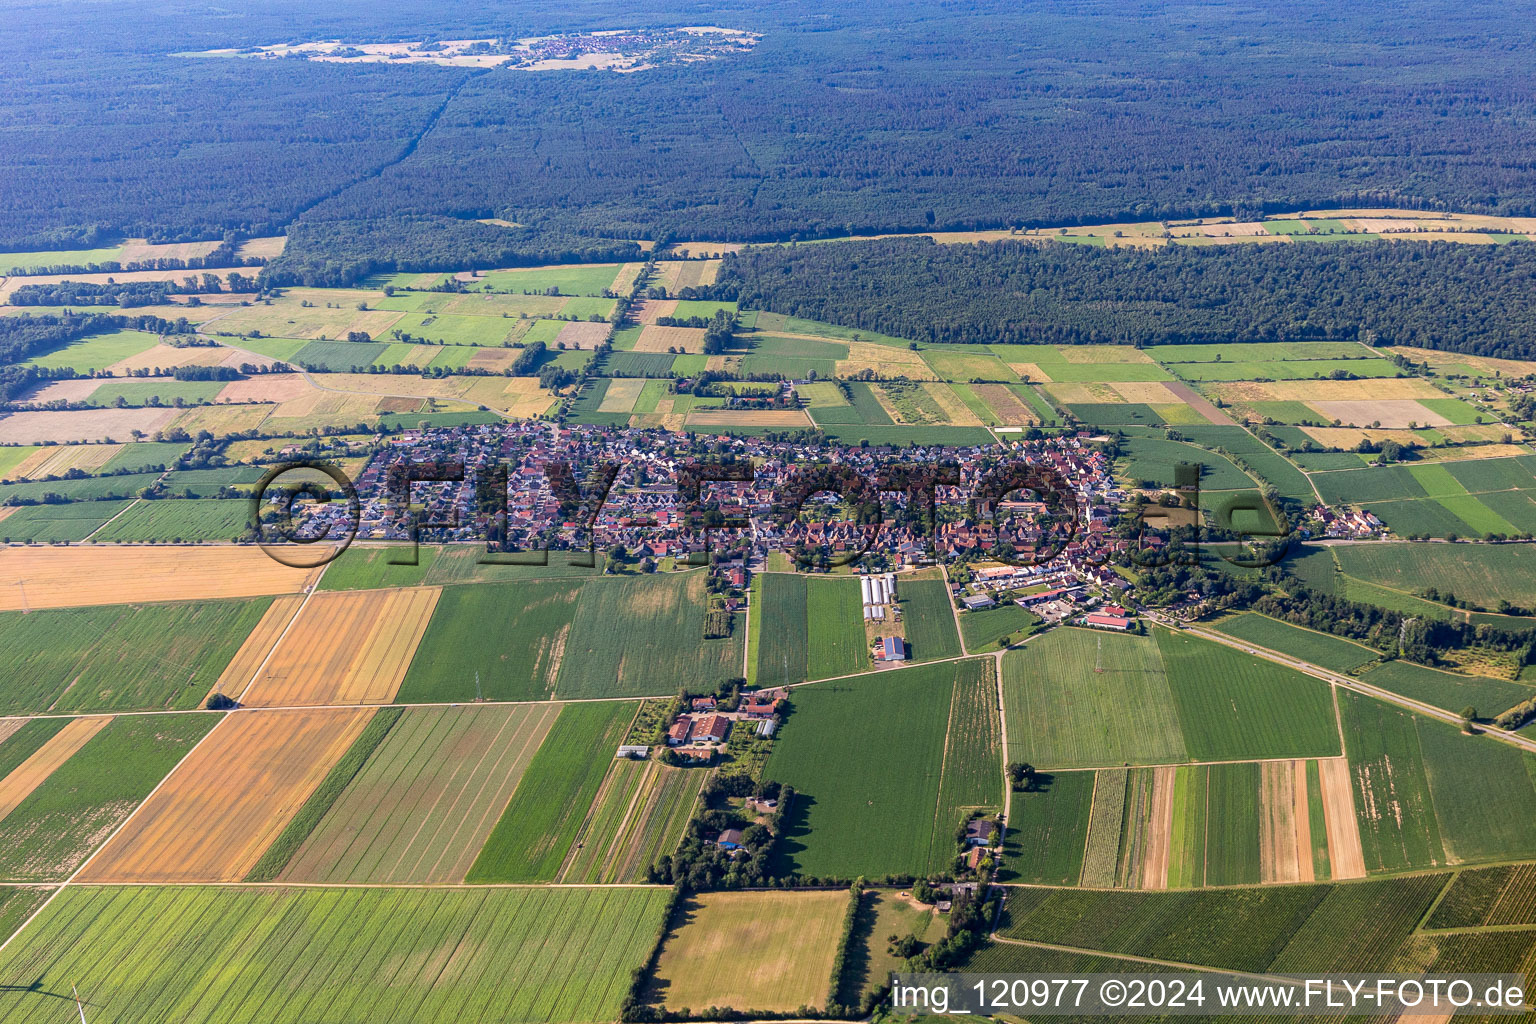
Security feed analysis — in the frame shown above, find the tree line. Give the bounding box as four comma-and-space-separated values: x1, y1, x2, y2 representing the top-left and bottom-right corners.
708, 237, 1536, 357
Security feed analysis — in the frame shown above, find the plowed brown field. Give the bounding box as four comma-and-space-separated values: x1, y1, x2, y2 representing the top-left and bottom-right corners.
79, 707, 373, 882
238, 588, 440, 706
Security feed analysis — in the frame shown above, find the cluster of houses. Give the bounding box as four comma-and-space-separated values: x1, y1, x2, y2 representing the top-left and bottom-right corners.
635, 688, 789, 764
958, 564, 1113, 624
1310, 504, 1384, 539
330, 423, 1138, 570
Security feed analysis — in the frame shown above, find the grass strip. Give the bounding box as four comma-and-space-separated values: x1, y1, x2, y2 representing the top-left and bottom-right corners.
243, 706, 403, 882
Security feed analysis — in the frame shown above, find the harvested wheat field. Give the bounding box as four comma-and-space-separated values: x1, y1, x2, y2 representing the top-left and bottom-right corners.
1173, 221, 1271, 237
0, 407, 178, 444
15, 379, 102, 405
633, 298, 678, 324
836, 341, 934, 379
106, 344, 247, 375
280, 702, 562, 883
1264, 378, 1440, 402
1308, 400, 1451, 429
924, 383, 983, 425
649, 890, 849, 1014
1140, 765, 1177, 889
1005, 361, 1054, 382
599, 378, 646, 413
0, 720, 24, 747
1111, 381, 1185, 404
1259, 760, 1314, 884
0, 717, 113, 823
79, 707, 373, 882
686, 408, 814, 429
1301, 427, 1433, 448
1318, 757, 1366, 880
214, 373, 314, 403
0, 546, 322, 611
554, 321, 611, 349
236, 236, 288, 260
206, 594, 308, 702
239, 587, 440, 706
635, 325, 707, 353
8, 442, 122, 477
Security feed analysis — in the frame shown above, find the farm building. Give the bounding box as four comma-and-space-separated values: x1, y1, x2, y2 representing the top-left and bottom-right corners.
961, 594, 996, 611
716, 828, 745, 850
1084, 612, 1132, 631
965, 819, 998, 846
877, 636, 908, 662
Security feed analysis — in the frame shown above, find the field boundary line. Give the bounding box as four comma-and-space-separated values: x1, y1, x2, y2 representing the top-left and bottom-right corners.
80, 495, 144, 542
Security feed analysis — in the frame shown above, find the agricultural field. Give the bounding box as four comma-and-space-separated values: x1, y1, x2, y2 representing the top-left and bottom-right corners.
897, 576, 964, 660
1333, 541, 1536, 610
1001, 628, 1188, 769
90, 497, 253, 541
279, 703, 563, 883
1210, 613, 1380, 672
1155, 628, 1340, 761
1427, 864, 1536, 928
999, 769, 1094, 885
0, 713, 217, 882
0, 885, 670, 1023
993, 873, 1452, 976
765, 659, 998, 877
1339, 692, 1536, 872
397, 580, 582, 702
0, 499, 133, 542
0, 544, 321, 611
959, 601, 1040, 650
468, 701, 636, 883
0, 597, 275, 713
841, 891, 941, 1006
553, 571, 744, 699
648, 890, 850, 1014
80, 708, 374, 883
240, 587, 440, 706
23, 329, 160, 371
753, 574, 871, 682
1355, 660, 1536, 719
558, 758, 705, 883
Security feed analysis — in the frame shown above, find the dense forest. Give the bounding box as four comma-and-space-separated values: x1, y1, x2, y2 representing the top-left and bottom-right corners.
708, 237, 1536, 356
5, 0, 1536, 272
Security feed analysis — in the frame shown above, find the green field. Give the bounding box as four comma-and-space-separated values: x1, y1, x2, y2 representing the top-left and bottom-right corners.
0, 499, 132, 541
0, 598, 273, 713
959, 601, 1040, 650
998, 769, 1093, 884
1211, 613, 1380, 672
85, 379, 226, 406
753, 572, 809, 685
100, 440, 191, 473
0, 471, 159, 502
1002, 628, 1188, 769
479, 263, 624, 295
23, 330, 159, 371
397, 580, 583, 702
1355, 661, 1536, 719
280, 703, 561, 883
996, 874, 1447, 975
1338, 692, 1536, 871
1156, 628, 1340, 761
897, 577, 964, 660
91, 497, 252, 541
0, 713, 217, 881
0, 885, 670, 1023
805, 577, 871, 677
1426, 864, 1536, 928
553, 571, 744, 698
1117, 435, 1252, 490
1334, 542, 1536, 610
559, 759, 704, 883
766, 659, 998, 877
467, 701, 635, 882
1202, 761, 1262, 886
0, 719, 69, 779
